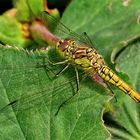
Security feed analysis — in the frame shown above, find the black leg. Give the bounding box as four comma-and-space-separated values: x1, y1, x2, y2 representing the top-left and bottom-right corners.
55, 67, 80, 116
75, 67, 80, 93
55, 64, 70, 77
55, 90, 79, 116
105, 82, 117, 102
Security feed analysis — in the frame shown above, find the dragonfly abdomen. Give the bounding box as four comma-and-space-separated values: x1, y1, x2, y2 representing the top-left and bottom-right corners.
98, 65, 140, 103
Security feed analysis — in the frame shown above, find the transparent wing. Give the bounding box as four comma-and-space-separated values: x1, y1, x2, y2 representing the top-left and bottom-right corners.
0, 73, 77, 112
0, 58, 107, 121
0, 47, 91, 123
0, 67, 95, 125
41, 11, 94, 47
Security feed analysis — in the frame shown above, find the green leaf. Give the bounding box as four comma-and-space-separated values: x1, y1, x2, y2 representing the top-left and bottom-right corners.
15, 0, 44, 21
0, 0, 45, 48
104, 42, 140, 140
14, 0, 31, 21
0, 16, 28, 47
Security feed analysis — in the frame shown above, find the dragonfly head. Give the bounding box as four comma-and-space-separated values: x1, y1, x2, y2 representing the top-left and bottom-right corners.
57, 39, 77, 53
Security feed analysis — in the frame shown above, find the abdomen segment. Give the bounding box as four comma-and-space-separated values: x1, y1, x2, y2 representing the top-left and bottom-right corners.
98, 65, 140, 103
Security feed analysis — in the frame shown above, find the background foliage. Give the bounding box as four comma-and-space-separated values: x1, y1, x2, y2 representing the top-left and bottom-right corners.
0, 0, 140, 139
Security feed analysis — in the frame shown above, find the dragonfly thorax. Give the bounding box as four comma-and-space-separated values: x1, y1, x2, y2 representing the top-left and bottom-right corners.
73, 46, 105, 71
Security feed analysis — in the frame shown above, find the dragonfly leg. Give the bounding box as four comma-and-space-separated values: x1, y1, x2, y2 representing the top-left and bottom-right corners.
55, 64, 70, 77
46, 59, 70, 77
91, 74, 117, 101
35, 57, 56, 80
36, 56, 68, 67
75, 67, 80, 93
55, 90, 79, 116
36, 56, 53, 68
55, 66, 80, 115
36, 57, 69, 77
47, 59, 69, 65
105, 82, 117, 102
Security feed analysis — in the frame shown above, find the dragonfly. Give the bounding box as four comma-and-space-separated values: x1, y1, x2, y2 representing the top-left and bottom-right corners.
0, 11, 140, 119
38, 11, 140, 104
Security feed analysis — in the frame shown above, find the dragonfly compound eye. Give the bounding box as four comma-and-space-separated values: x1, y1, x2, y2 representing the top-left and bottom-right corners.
71, 41, 76, 46
57, 40, 64, 48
